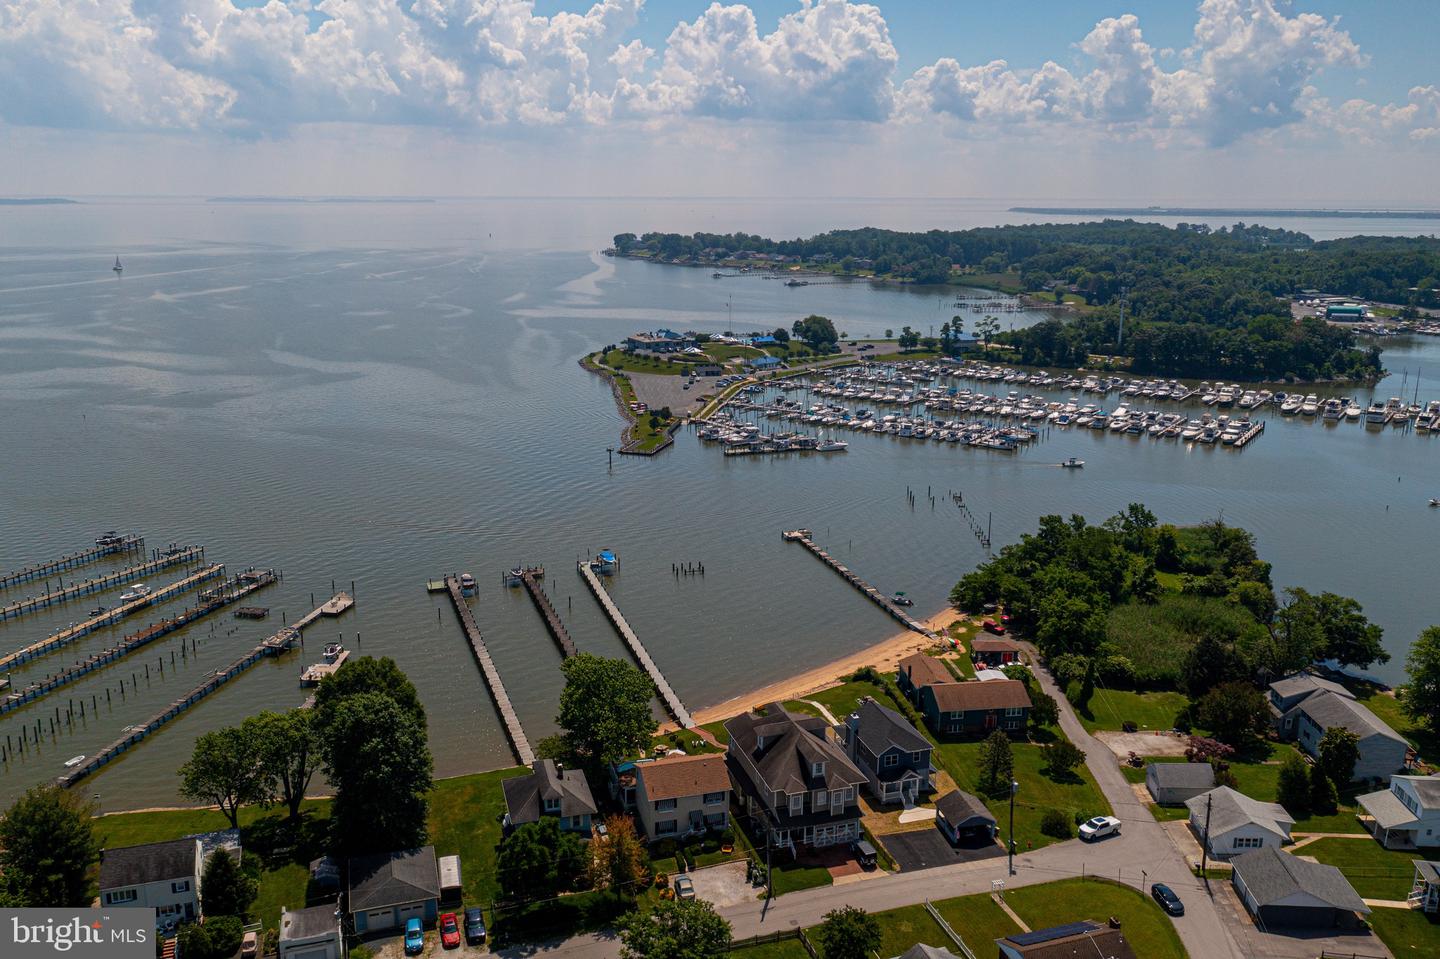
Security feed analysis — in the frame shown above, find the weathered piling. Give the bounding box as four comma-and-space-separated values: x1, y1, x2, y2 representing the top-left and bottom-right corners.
0, 535, 144, 589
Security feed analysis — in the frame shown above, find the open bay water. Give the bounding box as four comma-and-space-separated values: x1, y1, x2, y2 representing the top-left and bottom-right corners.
0, 197, 1436, 809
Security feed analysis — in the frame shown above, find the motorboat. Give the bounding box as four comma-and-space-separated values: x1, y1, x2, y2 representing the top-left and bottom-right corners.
891, 592, 914, 607
1300, 394, 1319, 416
1280, 395, 1303, 415
118, 584, 151, 602
88, 606, 107, 617
1061, 457, 1085, 468
1365, 401, 1388, 425
459, 572, 478, 595
64, 755, 86, 768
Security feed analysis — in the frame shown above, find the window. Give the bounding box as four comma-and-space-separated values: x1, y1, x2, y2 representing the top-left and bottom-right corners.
656, 820, 678, 836
655, 798, 677, 812
171, 880, 190, 894
105, 890, 138, 905
703, 791, 726, 806
814, 789, 828, 807
1233, 836, 1264, 849
911, 751, 924, 765
544, 798, 561, 813
1004, 707, 1025, 717
882, 753, 899, 768
811, 761, 825, 778
789, 794, 804, 815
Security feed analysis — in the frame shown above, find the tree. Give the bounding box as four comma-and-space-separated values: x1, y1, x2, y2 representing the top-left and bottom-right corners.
246, 709, 321, 819
1028, 691, 1059, 730
179, 726, 268, 828
976, 315, 1001, 346
1277, 752, 1311, 816
200, 850, 256, 919
1195, 681, 1269, 747
771, 327, 790, 344
814, 906, 881, 959
495, 819, 586, 903
0, 786, 98, 906
1310, 763, 1339, 815
1402, 626, 1440, 732
1040, 808, 1073, 838
898, 326, 920, 351
556, 654, 659, 770
1274, 589, 1389, 671
617, 898, 731, 959
791, 314, 838, 352
1318, 727, 1361, 787
313, 656, 426, 730
319, 692, 432, 855
1041, 740, 1085, 778
977, 730, 1014, 794
1180, 632, 1247, 700
589, 815, 647, 897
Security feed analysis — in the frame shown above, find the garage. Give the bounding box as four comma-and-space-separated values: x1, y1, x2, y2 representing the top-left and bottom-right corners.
935, 789, 998, 847
1230, 847, 1371, 930
347, 845, 441, 936
279, 905, 343, 959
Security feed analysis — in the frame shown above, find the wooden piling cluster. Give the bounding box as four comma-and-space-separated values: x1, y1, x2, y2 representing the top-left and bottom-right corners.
513, 567, 577, 659
55, 592, 350, 790
0, 569, 277, 716
0, 535, 144, 589
577, 560, 693, 728
0, 545, 206, 623
0, 564, 227, 673
444, 576, 535, 766
782, 529, 936, 639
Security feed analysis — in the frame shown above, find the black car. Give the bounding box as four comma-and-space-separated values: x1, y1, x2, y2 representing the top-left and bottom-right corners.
463, 907, 487, 945
1151, 882, 1184, 916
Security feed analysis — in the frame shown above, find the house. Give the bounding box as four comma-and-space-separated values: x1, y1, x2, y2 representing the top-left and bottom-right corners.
1276, 690, 1409, 783
1267, 672, 1355, 716
1230, 846, 1370, 929
838, 697, 935, 805
918, 680, 1031, 737
98, 837, 204, 923
890, 946, 961, 959
501, 759, 597, 834
693, 363, 724, 377
896, 653, 952, 707
724, 703, 867, 850
970, 637, 1022, 668
1186, 786, 1294, 859
279, 905, 344, 959
1146, 762, 1216, 805
996, 920, 1137, 959
1357, 773, 1440, 849
748, 334, 779, 346
633, 753, 730, 842
935, 789, 996, 846
624, 329, 695, 353
1409, 860, 1440, 913
747, 355, 782, 371
347, 846, 440, 934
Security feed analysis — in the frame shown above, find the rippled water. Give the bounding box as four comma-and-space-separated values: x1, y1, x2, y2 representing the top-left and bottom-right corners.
0, 197, 1436, 809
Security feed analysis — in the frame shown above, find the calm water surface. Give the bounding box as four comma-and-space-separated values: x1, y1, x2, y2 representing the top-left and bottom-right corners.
0, 198, 1435, 809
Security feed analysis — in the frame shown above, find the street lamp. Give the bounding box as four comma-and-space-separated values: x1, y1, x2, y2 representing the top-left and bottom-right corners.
1008, 779, 1019, 876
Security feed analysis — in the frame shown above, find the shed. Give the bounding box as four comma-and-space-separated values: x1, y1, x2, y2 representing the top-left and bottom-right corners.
437, 855, 462, 905
1230, 846, 1370, 929
279, 905, 343, 959
1146, 762, 1216, 805
935, 789, 996, 846
347, 845, 440, 934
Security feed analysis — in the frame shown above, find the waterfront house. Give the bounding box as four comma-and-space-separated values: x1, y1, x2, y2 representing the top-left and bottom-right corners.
935, 789, 996, 846
838, 697, 935, 805
996, 920, 1137, 959
98, 837, 205, 923
724, 703, 867, 851
1409, 860, 1440, 913
1267, 672, 1355, 716
970, 637, 1022, 668
279, 905, 344, 959
624, 329, 695, 353
1186, 786, 1294, 859
1276, 690, 1409, 783
501, 759, 597, 835
633, 753, 730, 841
1357, 773, 1440, 850
918, 679, 1030, 737
1146, 762, 1216, 806
1230, 846, 1370, 929
347, 846, 440, 934
747, 355, 782, 371
896, 652, 953, 707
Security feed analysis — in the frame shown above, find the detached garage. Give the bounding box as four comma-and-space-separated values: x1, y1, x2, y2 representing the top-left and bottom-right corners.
279, 905, 343, 959
1231, 846, 1371, 929
936, 789, 997, 846
348, 846, 440, 935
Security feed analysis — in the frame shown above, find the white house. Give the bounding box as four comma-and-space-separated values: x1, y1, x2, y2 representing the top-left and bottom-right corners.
1187, 786, 1295, 860
1272, 684, 1410, 784
279, 905, 344, 959
1357, 774, 1440, 850
98, 837, 204, 923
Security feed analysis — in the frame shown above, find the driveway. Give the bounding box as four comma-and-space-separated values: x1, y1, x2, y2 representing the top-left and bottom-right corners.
879, 828, 1005, 872
683, 861, 756, 909
1209, 874, 1393, 959
1095, 729, 1190, 758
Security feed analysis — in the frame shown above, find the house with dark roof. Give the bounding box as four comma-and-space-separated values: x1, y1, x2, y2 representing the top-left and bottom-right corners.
633, 753, 730, 842
996, 920, 1137, 959
98, 837, 204, 923
279, 904, 343, 959
1276, 689, 1409, 783
935, 789, 996, 846
1357, 773, 1440, 850
724, 703, 867, 851
838, 697, 935, 805
1145, 762, 1216, 805
1187, 786, 1294, 859
896, 652, 952, 707
1267, 672, 1354, 716
1230, 846, 1370, 928
347, 846, 440, 934
970, 637, 1022, 668
501, 759, 597, 835
918, 679, 1031, 737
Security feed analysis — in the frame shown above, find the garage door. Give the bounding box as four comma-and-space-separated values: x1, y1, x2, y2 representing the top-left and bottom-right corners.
286, 946, 335, 959
364, 909, 395, 932
396, 904, 427, 924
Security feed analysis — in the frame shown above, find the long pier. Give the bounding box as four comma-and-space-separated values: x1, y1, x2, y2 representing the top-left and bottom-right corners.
0, 535, 144, 589
444, 576, 534, 766
577, 561, 693, 728
512, 567, 577, 659
56, 593, 350, 790
0, 546, 206, 623
0, 569, 277, 716
0, 564, 227, 674
783, 530, 936, 639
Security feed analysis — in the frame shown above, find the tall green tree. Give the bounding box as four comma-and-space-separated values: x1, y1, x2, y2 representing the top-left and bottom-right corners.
791, 315, 838, 351
1318, 727, 1361, 787
495, 819, 586, 903
319, 692, 432, 855
313, 656, 426, 730
179, 726, 268, 828
1277, 752, 1311, 816
617, 898, 731, 959
0, 786, 98, 906
977, 730, 1014, 795
1195, 681, 1269, 747
199, 850, 256, 919
814, 906, 881, 959
556, 654, 658, 770
245, 709, 322, 819
1402, 626, 1440, 732
1041, 740, 1085, 779
1309, 763, 1339, 815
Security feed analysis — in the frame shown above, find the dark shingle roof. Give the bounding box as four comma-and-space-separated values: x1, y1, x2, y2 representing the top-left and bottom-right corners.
1148, 762, 1217, 789
897, 653, 953, 688
970, 638, 1021, 653
1232, 846, 1369, 913
280, 905, 341, 943
935, 789, 994, 828
724, 703, 866, 794
502, 759, 598, 824
998, 921, 1137, 959
927, 679, 1031, 712
1284, 691, 1406, 746
347, 846, 440, 912
1268, 673, 1354, 704
848, 698, 930, 757
98, 838, 197, 889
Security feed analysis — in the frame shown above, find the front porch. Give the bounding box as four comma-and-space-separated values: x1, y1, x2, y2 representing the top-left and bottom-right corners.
1410, 860, 1440, 913
1356, 788, 1422, 850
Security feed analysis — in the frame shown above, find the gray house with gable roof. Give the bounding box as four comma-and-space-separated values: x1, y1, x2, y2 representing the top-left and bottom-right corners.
501, 759, 597, 835
838, 697, 935, 805
347, 846, 440, 934
1273, 686, 1409, 783
1230, 846, 1370, 929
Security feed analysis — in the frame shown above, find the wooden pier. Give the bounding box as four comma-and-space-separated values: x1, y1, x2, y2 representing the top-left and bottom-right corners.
0, 535, 144, 589
782, 530, 936, 639
577, 560, 693, 728
443, 576, 534, 766
0, 569, 277, 716
0, 546, 206, 623
55, 593, 351, 790
0, 564, 226, 674
1233, 419, 1266, 448
511, 567, 577, 659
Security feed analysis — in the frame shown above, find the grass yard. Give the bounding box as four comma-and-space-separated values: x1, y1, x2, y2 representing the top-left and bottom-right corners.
932, 890, 1023, 951
1004, 878, 1187, 959
1368, 906, 1440, 956
869, 903, 953, 956
770, 862, 833, 897
601, 348, 691, 375
728, 937, 813, 959
1105, 593, 1265, 688
1075, 687, 1188, 733
1222, 744, 1366, 834
1302, 838, 1436, 901
1346, 679, 1439, 760
429, 768, 528, 905
700, 719, 731, 745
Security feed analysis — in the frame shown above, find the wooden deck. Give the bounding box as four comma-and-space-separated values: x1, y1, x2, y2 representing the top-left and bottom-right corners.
577, 560, 693, 728
0, 545, 206, 623
0, 535, 144, 589
782, 529, 936, 638
444, 576, 534, 766
293, 591, 353, 631
514, 567, 577, 659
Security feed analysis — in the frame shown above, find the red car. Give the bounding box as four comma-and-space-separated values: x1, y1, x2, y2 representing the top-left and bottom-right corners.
439, 912, 461, 949
982, 619, 1006, 635
1000, 613, 1013, 626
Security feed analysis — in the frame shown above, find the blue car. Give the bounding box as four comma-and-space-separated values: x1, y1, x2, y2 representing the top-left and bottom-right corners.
403, 917, 424, 956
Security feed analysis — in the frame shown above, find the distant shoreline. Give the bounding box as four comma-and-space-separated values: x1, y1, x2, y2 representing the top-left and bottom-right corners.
0, 197, 78, 206
1010, 206, 1440, 220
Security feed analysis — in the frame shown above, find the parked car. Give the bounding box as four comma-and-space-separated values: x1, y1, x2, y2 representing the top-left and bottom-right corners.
982, 619, 1006, 635
240, 930, 258, 959
403, 917, 424, 956
852, 839, 878, 870
1078, 816, 1121, 842
1000, 613, 1013, 626
439, 912, 460, 949
1151, 882, 1184, 916
673, 876, 696, 900
463, 907, 487, 945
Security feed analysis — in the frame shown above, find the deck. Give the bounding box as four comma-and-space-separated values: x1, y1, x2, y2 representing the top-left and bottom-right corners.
444, 576, 534, 766
0, 535, 144, 589
783, 529, 936, 638
0, 546, 206, 623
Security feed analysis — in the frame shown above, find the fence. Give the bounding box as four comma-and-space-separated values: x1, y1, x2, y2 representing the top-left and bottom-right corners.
925, 899, 978, 959
730, 929, 818, 957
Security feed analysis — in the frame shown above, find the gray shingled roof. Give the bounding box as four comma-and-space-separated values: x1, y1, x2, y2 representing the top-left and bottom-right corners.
1283, 690, 1407, 745
1148, 762, 1216, 788
1232, 846, 1369, 913
725, 703, 866, 794
935, 789, 995, 828
502, 759, 598, 824
280, 905, 341, 943
893, 945, 960, 959
848, 698, 930, 757
1415, 860, 1440, 884
1396, 774, 1440, 807
347, 846, 440, 912
1186, 786, 1294, 837
98, 838, 197, 890
1358, 788, 1421, 830
1268, 673, 1354, 704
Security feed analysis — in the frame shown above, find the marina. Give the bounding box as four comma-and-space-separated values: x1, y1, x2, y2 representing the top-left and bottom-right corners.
508, 566, 577, 659
782, 530, 936, 639
442, 575, 534, 766
0, 533, 144, 589
0, 546, 207, 623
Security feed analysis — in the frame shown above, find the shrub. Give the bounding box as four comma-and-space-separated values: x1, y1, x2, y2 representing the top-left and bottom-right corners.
204, 917, 243, 959
1041, 808, 1073, 839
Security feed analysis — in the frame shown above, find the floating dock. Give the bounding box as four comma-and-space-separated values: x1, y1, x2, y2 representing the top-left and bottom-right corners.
299, 644, 350, 686
443, 576, 534, 766
0, 546, 206, 623
55, 592, 351, 790
0, 569, 277, 716
0, 564, 227, 673
577, 560, 693, 728
0, 535, 144, 589
783, 529, 936, 639
511, 567, 577, 659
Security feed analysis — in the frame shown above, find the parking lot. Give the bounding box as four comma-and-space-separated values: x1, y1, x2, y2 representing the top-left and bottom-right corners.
878, 828, 1006, 872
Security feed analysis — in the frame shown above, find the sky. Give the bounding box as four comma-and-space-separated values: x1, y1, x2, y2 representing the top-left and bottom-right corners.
2, 0, 1438, 203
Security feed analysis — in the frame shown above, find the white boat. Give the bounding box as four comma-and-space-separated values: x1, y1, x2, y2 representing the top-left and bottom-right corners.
112, 256, 123, 275
118, 583, 151, 602
817, 436, 848, 452
1300, 394, 1319, 416
300, 643, 350, 686
1365, 402, 1388, 425
1060, 457, 1085, 469
1345, 402, 1363, 420
1280, 395, 1303, 415
64, 755, 86, 768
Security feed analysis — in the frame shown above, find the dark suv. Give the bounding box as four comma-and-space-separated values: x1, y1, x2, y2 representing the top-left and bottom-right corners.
463, 907, 487, 945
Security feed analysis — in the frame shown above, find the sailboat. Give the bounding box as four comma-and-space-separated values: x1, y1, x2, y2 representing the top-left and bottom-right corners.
112, 256, 123, 274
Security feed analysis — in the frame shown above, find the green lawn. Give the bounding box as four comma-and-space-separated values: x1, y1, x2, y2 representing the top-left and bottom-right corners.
429, 768, 528, 905
1302, 838, 1436, 901
932, 890, 1022, 951
728, 936, 813, 959
870, 903, 953, 957
644, 729, 723, 758
1075, 688, 1189, 734
601, 348, 690, 375
1004, 878, 1187, 959
1369, 906, 1440, 956
786, 678, 895, 722
700, 720, 731, 746
1220, 745, 1366, 834
1346, 680, 1439, 759
770, 863, 833, 897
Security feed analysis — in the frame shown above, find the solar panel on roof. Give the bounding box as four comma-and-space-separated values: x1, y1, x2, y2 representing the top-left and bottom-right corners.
1006, 921, 1098, 946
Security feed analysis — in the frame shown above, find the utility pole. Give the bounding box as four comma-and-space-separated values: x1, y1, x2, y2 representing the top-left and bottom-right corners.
1116, 285, 1128, 350
1200, 791, 1213, 878
1008, 778, 1019, 876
